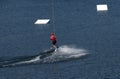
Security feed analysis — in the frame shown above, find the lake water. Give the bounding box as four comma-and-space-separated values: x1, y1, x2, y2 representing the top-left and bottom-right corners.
0, 0, 120, 79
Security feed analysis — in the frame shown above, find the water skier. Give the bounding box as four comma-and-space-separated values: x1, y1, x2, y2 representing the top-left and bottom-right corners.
50, 33, 58, 49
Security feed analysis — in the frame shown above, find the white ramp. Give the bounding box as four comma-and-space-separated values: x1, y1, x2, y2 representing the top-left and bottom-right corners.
96, 4, 108, 11
34, 19, 50, 24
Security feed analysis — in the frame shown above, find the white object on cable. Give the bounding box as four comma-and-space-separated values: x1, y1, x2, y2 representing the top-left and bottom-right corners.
96, 4, 108, 11
34, 19, 50, 24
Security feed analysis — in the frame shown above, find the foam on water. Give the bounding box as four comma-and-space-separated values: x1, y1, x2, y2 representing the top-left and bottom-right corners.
0, 45, 89, 68
42, 45, 88, 63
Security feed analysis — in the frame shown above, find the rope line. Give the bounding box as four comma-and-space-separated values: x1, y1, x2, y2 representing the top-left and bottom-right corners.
51, 0, 56, 34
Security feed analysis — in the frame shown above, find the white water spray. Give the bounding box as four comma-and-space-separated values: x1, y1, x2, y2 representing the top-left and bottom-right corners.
0, 45, 89, 67
43, 45, 88, 62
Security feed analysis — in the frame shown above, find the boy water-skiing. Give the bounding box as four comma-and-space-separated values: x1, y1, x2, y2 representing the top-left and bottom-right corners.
50, 33, 58, 49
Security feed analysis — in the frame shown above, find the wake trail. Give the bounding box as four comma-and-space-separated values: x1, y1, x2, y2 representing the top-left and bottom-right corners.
42, 45, 88, 63
0, 45, 89, 68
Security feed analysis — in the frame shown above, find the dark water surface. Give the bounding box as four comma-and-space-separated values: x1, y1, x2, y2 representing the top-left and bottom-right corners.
0, 0, 120, 79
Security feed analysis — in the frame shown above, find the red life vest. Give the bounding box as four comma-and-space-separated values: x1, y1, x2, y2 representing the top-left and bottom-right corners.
50, 35, 56, 42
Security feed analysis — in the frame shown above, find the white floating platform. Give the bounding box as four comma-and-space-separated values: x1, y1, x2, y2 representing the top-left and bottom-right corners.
34, 19, 50, 24
96, 4, 108, 11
